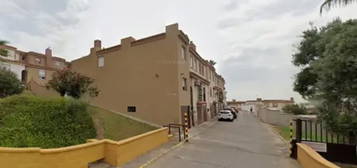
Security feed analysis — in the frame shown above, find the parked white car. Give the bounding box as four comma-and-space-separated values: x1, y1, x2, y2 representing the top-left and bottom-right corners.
218, 110, 234, 121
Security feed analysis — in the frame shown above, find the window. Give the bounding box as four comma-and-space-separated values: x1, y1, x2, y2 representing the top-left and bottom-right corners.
98, 56, 104, 67
35, 58, 41, 64
181, 46, 186, 60
182, 77, 187, 91
128, 106, 136, 112
203, 87, 206, 101
39, 70, 46, 80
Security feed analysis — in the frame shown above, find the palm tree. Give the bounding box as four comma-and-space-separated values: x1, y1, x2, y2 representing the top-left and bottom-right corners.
0, 40, 9, 56
320, 0, 357, 13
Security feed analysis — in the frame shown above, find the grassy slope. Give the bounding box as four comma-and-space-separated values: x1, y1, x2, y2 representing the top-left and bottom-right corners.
89, 106, 157, 141
272, 125, 291, 141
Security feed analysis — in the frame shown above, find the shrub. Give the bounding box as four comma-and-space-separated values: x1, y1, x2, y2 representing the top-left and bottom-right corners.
0, 68, 24, 98
47, 70, 99, 99
282, 104, 307, 115
0, 94, 96, 148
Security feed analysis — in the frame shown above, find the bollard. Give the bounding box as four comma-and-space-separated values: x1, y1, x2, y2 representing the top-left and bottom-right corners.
184, 112, 189, 142
290, 120, 293, 141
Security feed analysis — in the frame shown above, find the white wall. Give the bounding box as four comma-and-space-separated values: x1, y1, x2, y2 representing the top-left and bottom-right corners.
0, 61, 25, 80
0, 49, 20, 61
257, 108, 294, 127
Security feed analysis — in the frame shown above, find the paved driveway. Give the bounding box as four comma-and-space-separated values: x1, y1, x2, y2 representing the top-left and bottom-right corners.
147, 110, 300, 168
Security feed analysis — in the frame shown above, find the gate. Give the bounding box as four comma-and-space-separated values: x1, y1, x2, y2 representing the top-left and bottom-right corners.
291, 119, 357, 164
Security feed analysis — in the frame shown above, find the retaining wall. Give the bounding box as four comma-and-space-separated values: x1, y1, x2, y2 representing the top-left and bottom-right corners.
297, 143, 340, 168
257, 108, 294, 127
0, 127, 168, 168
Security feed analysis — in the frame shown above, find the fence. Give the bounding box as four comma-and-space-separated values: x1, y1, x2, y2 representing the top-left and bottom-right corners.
292, 119, 357, 164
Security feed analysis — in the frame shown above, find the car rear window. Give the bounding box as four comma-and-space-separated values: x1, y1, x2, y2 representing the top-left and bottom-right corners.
219, 111, 230, 114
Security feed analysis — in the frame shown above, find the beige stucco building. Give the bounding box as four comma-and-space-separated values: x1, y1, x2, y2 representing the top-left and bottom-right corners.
0, 45, 68, 97
71, 24, 226, 126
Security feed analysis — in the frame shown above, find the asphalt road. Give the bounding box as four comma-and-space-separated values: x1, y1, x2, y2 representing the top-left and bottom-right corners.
147, 110, 300, 168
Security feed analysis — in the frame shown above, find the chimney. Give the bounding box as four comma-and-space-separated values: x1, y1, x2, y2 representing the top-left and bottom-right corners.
121, 37, 135, 49
45, 47, 52, 57
290, 97, 295, 102
94, 40, 102, 49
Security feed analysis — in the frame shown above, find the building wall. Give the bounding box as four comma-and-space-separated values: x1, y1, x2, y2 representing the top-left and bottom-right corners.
71, 24, 185, 126
0, 61, 25, 80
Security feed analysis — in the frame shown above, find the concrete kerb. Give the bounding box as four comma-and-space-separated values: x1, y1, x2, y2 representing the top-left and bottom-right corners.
138, 119, 218, 168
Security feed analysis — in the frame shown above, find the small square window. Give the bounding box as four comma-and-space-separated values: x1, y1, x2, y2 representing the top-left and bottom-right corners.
98, 56, 104, 67
128, 106, 136, 112
35, 58, 41, 64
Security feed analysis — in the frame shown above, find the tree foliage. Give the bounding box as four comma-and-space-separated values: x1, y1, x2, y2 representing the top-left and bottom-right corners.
283, 104, 307, 115
320, 0, 357, 13
0, 68, 24, 98
293, 19, 357, 134
0, 40, 9, 56
47, 70, 99, 99
209, 60, 216, 66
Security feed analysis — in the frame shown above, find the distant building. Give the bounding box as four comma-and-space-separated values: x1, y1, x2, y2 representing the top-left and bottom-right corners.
0, 45, 68, 96
71, 24, 226, 126
227, 99, 245, 110
230, 97, 295, 112
262, 97, 294, 110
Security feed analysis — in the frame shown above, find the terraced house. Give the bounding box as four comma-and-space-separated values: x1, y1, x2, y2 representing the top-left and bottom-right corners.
71, 24, 226, 126
0, 45, 68, 96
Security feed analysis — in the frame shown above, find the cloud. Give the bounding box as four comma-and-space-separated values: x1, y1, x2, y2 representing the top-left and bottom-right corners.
1, 0, 357, 102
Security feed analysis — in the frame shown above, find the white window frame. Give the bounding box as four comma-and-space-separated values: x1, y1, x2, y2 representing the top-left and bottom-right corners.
39, 69, 46, 80
98, 56, 104, 67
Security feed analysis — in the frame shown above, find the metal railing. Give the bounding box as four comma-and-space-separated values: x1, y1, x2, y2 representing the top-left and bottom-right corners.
163, 123, 188, 142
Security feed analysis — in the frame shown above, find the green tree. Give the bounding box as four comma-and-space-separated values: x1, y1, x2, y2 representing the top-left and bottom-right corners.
292, 19, 357, 135
0, 68, 24, 98
47, 70, 99, 99
0, 40, 9, 56
320, 0, 357, 13
282, 104, 307, 115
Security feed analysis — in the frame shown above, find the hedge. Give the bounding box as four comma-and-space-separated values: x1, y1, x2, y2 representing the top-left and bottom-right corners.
0, 94, 97, 148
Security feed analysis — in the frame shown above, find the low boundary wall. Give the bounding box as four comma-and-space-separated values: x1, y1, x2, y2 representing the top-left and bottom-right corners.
0, 127, 168, 168
297, 143, 340, 168
257, 108, 294, 127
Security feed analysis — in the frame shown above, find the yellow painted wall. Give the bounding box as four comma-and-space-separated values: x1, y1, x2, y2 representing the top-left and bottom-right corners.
0, 128, 168, 168
297, 143, 340, 168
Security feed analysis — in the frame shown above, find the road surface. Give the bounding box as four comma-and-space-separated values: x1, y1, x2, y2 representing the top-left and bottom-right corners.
147, 110, 300, 168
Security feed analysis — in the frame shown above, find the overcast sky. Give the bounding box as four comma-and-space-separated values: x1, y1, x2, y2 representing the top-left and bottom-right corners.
1, 0, 356, 102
